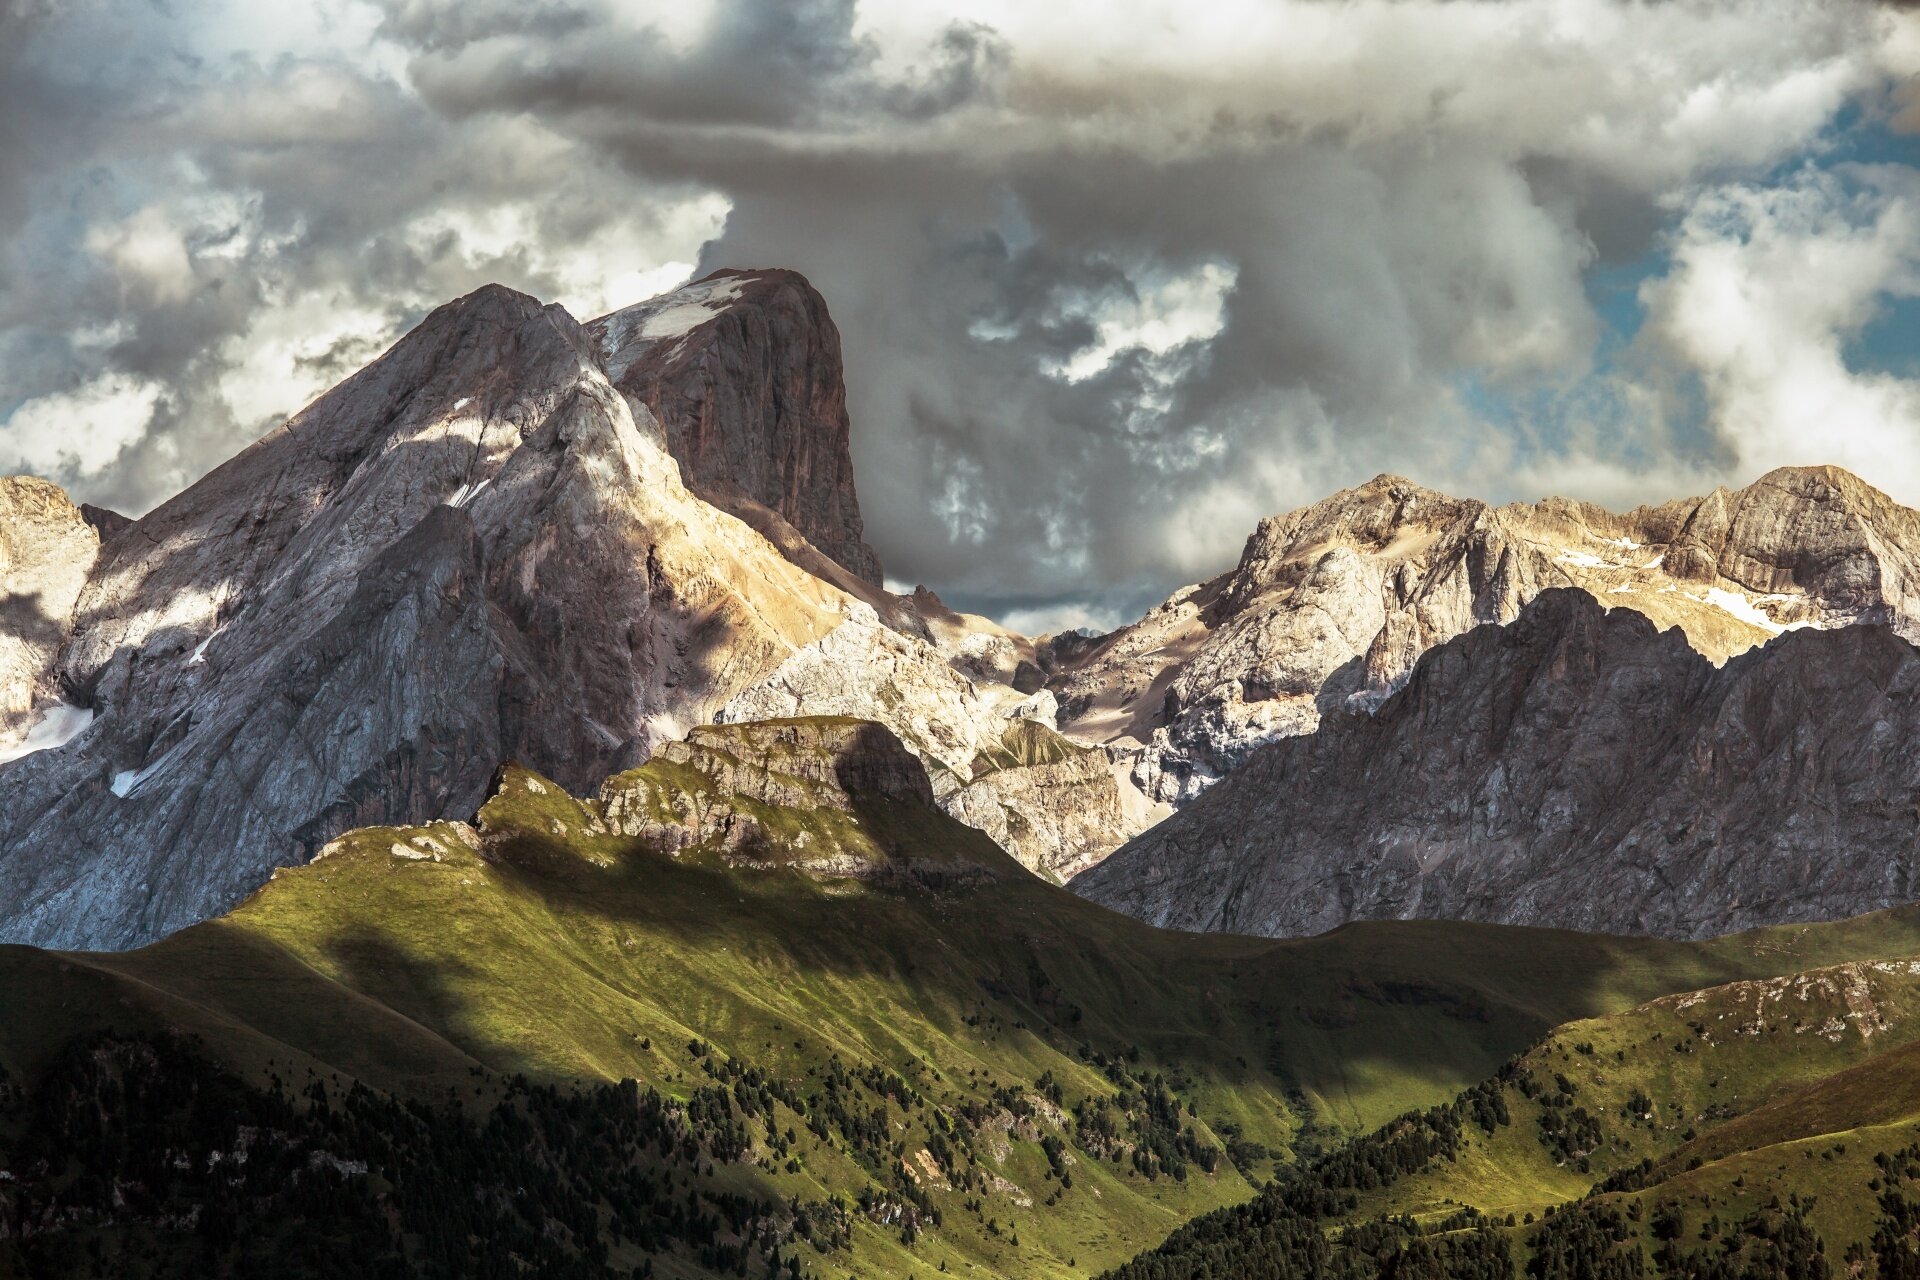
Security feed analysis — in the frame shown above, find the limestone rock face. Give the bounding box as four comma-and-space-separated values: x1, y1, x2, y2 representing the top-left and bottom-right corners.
1050, 466, 1920, 804
0, 284, 859, 949
716, 604, 1159, 880
0, 478, 99, 741
590, 269, 882, 586
935, 720, 1169, 883
718, 603, 1043, 777
1073, 588, 1920, 940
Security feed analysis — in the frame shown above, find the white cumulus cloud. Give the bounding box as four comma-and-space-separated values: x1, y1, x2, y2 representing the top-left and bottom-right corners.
1643, 165, 1920, 494
2, 373, 164, 479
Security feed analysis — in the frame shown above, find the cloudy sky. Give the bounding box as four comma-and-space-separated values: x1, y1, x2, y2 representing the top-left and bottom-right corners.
6, 0, 1920, 630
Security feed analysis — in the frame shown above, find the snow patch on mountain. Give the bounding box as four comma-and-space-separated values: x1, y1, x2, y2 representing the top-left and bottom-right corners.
597, 275, 754, 380
0, 702, 94, 764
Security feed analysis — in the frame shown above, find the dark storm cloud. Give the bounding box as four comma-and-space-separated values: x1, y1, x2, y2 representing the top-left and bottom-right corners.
4, 0, 1918, 626
0, 1, 732, 514
377, 0, 1883, 614
399, 0, 1004, 129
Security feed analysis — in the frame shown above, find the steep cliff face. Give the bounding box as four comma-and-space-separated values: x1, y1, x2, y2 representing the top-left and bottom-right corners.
0, 478, 100, 743
0, 284, 869, 949
935, 720, 1169, 883
1050, 467, 1920, 803
590, 269, 883, 586
1072, 588, 1920, 940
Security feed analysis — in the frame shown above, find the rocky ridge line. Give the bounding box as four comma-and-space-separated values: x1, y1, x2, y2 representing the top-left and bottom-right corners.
1048, 466, 1920, 803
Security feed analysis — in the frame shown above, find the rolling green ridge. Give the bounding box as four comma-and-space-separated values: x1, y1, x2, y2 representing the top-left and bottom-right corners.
1105, 955, 1920, 1277
9, 719, 1920, 1277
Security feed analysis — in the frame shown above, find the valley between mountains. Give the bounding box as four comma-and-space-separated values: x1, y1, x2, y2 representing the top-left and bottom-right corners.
8, 270, 1920, 1277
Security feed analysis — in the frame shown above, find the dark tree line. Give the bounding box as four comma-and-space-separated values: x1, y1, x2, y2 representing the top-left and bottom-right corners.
0, 1035, 847, 1279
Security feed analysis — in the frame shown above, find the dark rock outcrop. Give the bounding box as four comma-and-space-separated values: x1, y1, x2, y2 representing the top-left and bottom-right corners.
1073, 588, 1920, 940
598, 717, 1010, 886
590, 268, 883, 586
78, 503, 133, 542
656, 716, 937, 811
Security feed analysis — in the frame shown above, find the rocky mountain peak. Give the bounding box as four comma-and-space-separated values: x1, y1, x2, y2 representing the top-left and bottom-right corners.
0, 269, 1146, 948
589, 268, 883, 586
0, 277, 875, 949
1048, 463, 1920, 805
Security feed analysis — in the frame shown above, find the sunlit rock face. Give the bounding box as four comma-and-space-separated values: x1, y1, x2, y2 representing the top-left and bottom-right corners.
0, 477, 100, 742
1074, 587, 1920, 940
1047, 466, 1920, 804
715, 603, 1162, 882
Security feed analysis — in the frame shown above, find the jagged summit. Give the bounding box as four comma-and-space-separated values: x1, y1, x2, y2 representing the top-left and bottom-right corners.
1046, 462, 1920, 804
589, 267, 883, 586
0, 280, 871, 948
1072, 585, 1920, 939
0, 270, 1151, 947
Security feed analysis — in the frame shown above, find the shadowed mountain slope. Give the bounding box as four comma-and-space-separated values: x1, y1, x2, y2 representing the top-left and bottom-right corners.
1074, 587, 1920, 939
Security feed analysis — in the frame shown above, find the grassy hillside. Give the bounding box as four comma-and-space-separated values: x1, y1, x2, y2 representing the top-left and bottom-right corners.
8, 718, 1920, 1277
1106, 954, 1920, 1277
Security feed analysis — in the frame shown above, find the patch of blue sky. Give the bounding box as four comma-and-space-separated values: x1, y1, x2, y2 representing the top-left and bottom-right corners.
1814, 103, 1920, 172
1448, 357, 1714, 488
1848, 293, 1920, 379
1583, 253, 1665, 354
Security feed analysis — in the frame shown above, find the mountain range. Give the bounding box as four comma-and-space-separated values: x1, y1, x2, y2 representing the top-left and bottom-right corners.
9, 267, 1920, 1276
1048, 465, 1920, 804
